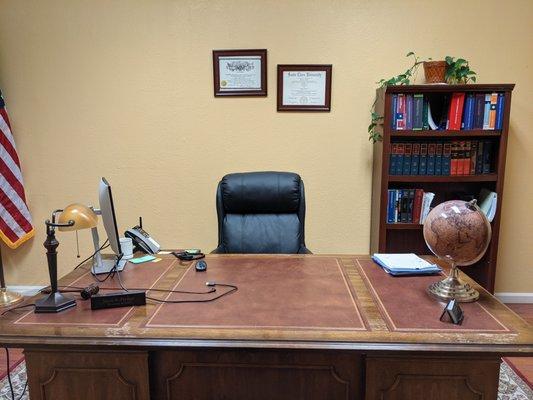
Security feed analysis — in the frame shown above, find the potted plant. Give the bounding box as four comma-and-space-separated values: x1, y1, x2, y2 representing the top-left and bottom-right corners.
444, 56, 477, 83
423, 60, 447, 83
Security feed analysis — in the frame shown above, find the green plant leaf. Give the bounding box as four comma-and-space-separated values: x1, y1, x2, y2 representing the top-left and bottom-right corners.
445, 56, 454, 65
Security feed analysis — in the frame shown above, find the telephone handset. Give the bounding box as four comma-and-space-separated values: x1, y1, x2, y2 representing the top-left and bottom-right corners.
124, 218, 161, 254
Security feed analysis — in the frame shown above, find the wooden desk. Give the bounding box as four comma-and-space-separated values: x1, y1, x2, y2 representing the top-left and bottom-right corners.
0, 255, 531, 400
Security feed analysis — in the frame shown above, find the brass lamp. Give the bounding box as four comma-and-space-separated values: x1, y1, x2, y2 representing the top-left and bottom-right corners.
34, 204, 98, 313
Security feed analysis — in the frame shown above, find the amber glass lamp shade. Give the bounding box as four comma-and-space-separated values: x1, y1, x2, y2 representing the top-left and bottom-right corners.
57, 203, 98, 231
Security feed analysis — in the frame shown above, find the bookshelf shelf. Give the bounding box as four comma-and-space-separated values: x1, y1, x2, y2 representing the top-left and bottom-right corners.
385, 224, 423, 230
370, 83, 514, 294
391, 130, 502, 138
389, 174, 498, 183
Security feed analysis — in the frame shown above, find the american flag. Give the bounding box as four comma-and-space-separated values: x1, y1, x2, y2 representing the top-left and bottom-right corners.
0, 89, 33, 248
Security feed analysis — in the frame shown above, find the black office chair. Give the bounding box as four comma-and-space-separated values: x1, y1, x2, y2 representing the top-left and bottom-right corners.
212, 171, 311, 254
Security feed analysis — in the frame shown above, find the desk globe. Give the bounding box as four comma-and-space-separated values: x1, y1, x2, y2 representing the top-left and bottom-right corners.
423, 199, 491, 302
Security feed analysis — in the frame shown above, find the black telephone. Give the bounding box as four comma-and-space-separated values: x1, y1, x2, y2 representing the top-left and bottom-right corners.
124, 217, 161, 254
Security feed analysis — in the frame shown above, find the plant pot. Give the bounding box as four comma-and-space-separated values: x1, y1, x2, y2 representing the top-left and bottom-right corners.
423, 61, 447, 84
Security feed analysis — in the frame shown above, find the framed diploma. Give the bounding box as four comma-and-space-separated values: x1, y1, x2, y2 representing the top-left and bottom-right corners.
213, 49, 267, 97
277, 64, 332, 111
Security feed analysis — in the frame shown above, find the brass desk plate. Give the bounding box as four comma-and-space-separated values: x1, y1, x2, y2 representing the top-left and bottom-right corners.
428, 264, 479, 303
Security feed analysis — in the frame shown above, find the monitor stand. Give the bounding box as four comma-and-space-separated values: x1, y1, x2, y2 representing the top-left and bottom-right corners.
91, 227, 127, 275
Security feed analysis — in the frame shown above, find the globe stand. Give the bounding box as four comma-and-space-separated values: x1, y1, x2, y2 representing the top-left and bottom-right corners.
428, 261, 479, 303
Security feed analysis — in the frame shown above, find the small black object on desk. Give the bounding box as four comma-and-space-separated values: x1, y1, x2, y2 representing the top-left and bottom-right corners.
195, 260, 207, 272
439, 299, 464, 325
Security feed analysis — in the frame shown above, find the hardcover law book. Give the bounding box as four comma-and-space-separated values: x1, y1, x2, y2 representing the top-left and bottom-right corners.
387, 190, 395, 223
482, 94, 491, 129
419, 143, 428, 175
403, 143, 412, 175
396, 94, 406, 130
391, 94, 398, 129
412, 189, 424, 224
488, 93, 498, 130
476, 141, 484, 174
413, 94, 424, 130
462, 141, 471, 176
495, 93, 505, 130
411, 143, 421, 175
482, 141, 492, 174
473, 93, 485, 129
422, 98, 430, 130
389, 144, 398, 175
447, 92, 466, 130
470, 141, 478, 175
450, 141, 459, 176
456, 141, 465, 175
442, 143, 452, 175
394, 189, 400, 222
396, 143, 405, 175
406, 94, 414, 130
427, 143, 436, 175
407, 189, 415, 223
462, 94, 475, 130
435, 142, 443, 175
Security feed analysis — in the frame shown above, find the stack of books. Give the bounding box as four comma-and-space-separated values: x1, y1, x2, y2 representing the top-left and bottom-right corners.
387, 189, 434, 224
372, 253, 442, 276
389, 140, 494, 176
392, 92, 505, 131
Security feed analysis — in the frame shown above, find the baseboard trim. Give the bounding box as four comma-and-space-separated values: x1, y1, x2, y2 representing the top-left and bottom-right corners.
6, 285, 44, 296
495, 292, 533, 304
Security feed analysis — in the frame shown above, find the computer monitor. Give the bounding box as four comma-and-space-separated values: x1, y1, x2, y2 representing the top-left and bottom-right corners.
90, 177, 126, 274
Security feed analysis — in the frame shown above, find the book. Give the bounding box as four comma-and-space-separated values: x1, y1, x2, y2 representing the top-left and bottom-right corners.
442, 142, 452, 175
478, 188, 497, 222
427, 101, 438, 130
419, 143, 428, 175
422, 98, 430, 130
420, 192, 435, 224
448, 92, 466, 130
396, 143, 405, 175
407, 189, 415, 222
470, 141, 478, 175
482, 94, 491, 129
427, 143, 436, 175
413, 94, 424, 130
482, 141, 492, 173
456, 141, 465, 175
435, 142, 443, 175
412, 189, 424, 224
462, 141, 471, 176
396, 94, 406, 130
488, 93, 498, 129
400, 189, 408, 222
473, 93, 485, 129
387, 190, 395, 223
406, 94, 413, 130
411, 143, 420, 175
403, 143, 412, 175
495, 93, 505, 130
389, 143, 397, 175
462, 94, 475, 130
476, 141, 484, 174
450, 141, 459, 176
394, 189, 400, 222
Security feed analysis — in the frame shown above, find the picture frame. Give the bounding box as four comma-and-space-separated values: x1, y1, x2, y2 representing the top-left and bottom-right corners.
277, 64, 332, 112
212, 49, 267, 97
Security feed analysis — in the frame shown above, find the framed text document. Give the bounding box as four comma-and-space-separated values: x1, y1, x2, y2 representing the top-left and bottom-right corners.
277, 64, 332, 111
213, 49, 267, 97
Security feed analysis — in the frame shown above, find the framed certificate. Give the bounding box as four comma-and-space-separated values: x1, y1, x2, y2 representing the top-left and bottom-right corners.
277, 64, 332, 111
213, 49, 267, 97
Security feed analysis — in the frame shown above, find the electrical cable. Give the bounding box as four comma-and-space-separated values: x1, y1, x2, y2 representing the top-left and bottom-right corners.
1, 303, 36, 316
145, 283, 238, 304
74, 239, 109, 270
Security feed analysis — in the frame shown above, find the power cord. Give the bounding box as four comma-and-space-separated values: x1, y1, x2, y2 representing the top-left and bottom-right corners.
1, 304, 36, 317
74, 239, 109, 270
3, 347, 27, 400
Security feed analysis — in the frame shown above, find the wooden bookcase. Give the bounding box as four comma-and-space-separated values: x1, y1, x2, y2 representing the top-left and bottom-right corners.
370, 84, 514, 293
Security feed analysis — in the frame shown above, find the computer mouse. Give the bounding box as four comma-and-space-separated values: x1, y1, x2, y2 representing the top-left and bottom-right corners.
195, 260, 207, 272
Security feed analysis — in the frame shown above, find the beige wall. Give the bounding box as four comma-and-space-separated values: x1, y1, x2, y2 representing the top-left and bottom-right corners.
0, 0, 531, 292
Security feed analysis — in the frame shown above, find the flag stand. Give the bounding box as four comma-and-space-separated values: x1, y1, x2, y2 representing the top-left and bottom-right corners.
0, 245, 24, 308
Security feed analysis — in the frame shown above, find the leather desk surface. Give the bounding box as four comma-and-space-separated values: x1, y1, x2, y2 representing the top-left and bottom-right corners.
1, 254, 531, 354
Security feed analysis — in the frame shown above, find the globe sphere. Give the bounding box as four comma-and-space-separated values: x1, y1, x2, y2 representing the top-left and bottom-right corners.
423, 200, 491, 266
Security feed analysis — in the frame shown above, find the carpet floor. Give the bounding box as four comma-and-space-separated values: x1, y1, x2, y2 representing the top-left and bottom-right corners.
0, 359, 532, 400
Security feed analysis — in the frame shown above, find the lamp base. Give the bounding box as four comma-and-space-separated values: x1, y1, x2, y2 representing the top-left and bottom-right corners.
35, 292, 76, 313
0, 288, 24, 308
428, 266, 479, 303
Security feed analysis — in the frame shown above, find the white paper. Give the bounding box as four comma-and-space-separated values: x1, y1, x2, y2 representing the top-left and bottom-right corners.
373, 253, 436, 270
219, 56, 262, 91
282, 71, 326, 106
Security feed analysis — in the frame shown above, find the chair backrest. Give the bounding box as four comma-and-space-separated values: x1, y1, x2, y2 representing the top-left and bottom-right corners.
213, 171, 309, 254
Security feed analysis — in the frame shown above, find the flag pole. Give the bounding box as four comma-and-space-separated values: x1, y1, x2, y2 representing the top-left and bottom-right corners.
0, 245, 24, 307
